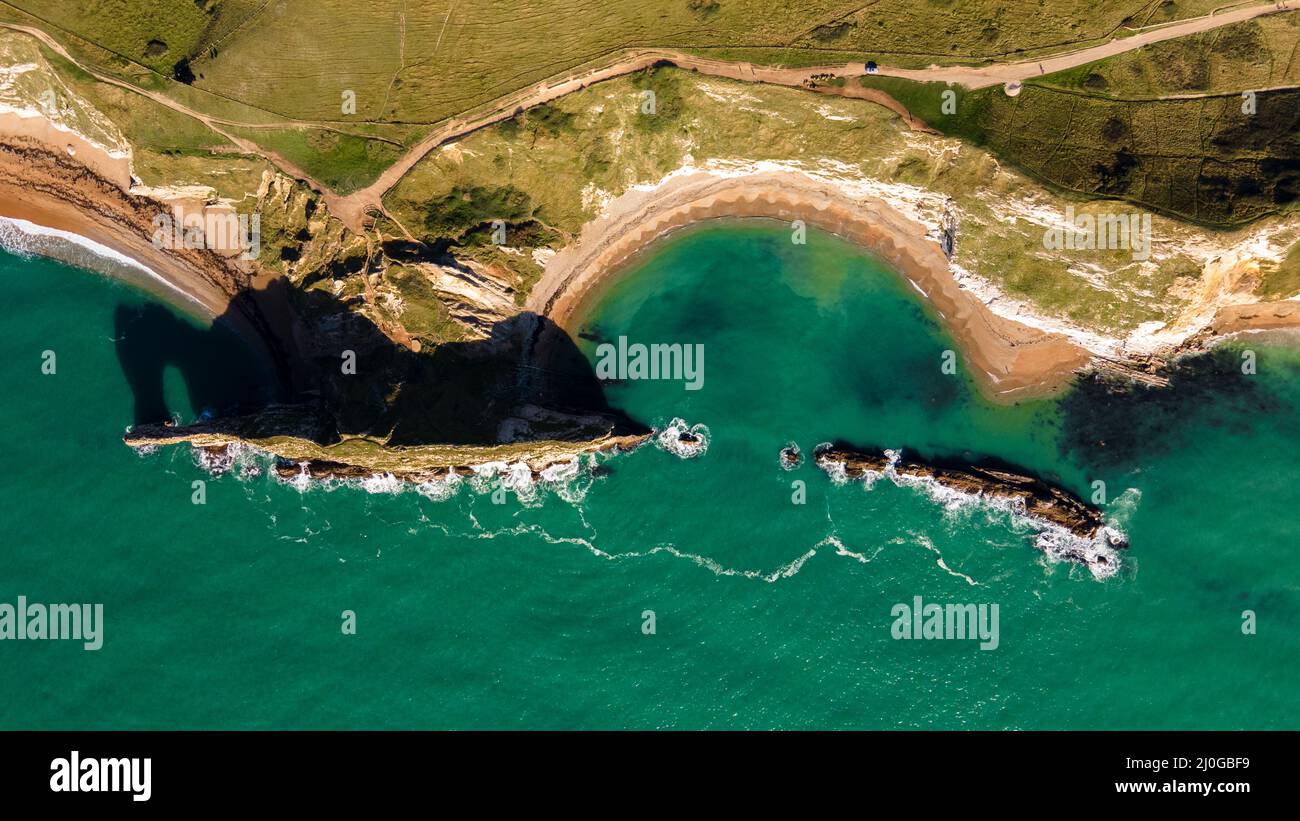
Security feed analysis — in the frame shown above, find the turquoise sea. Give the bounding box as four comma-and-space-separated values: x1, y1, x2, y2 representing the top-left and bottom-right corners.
1, 221, 1298, 729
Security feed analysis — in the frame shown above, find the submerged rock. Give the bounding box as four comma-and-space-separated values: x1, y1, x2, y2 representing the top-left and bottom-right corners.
195, 444, 234, 475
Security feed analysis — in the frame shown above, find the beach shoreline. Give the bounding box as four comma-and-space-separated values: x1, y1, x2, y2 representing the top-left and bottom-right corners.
7, 117, 1300, 409
0, 137, 307, 389
0, 137, 238, 317
530, 169, 1095, 401
0, 212, 216, 316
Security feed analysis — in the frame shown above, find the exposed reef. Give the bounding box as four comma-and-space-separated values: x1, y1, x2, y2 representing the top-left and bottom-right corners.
813, 443, 1112, 540
779, 443, 803, 470
813, 442, 1126, 577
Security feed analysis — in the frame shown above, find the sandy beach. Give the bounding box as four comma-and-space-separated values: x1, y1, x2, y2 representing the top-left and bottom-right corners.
529, 170, 1095, 401
0, 136, 303, 384
0, 109, 131, 189
1205, 301, 1300, 341
0, 137, 241, 314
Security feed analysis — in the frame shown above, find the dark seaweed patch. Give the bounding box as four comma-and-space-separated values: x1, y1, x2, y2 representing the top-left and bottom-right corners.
1058, 348, 1282, 470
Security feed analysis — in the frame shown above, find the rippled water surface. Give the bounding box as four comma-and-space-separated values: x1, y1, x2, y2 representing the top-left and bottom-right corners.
1, 222, 1297, 728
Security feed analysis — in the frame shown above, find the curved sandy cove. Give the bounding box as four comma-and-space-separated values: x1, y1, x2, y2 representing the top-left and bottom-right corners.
528, 170, 1093, 401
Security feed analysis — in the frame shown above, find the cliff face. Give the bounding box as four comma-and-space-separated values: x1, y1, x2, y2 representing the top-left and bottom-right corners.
114, 273, 650, 480
0, 139, 254, 309
0, 70, 629, 480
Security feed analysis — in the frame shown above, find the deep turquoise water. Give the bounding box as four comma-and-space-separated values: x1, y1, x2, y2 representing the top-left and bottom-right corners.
1, 222, 1298, 729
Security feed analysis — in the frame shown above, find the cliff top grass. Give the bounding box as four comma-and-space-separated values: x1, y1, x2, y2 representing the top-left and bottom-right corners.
8, 0, 1224, 122
1037, 14, 1300, 98
385, 65, 1293, 337
0, 0, 1236, 190
1259, 243, 1300, 299
222, 125, 404, 193
861, 65, 1300, 230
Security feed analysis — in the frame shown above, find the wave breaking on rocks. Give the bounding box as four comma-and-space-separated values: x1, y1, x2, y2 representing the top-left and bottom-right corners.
812, 442, 1128, 579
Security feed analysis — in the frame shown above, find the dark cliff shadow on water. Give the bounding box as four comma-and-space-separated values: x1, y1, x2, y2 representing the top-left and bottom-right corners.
117, 276, 647, 446
113, 301, 284, 426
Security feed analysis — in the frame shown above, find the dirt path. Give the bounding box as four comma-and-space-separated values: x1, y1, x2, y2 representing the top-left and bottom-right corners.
0, 21, 374, 216
336, 1, 1292, 232
5, 2, 1292, 234
881, 1, 1294, 87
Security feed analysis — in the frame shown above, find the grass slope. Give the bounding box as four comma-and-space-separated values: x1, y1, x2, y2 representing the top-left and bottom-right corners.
9, 0, 1224, 124
861, 71, 1300, 228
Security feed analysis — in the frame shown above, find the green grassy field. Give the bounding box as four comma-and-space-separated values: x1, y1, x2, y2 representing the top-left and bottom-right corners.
1260, 243, 1300, 298
5, 0, 1228, 125
1039, 14, 1300, 97
224, 124, 404, 193
1, 0, 268, 73
853, 12, 1300, 230
2, 0, 1277, 208
861, 71, 1300, 228
190, 0, 1231, 123
13, 0, 274, 65
695, 0, 1228, 67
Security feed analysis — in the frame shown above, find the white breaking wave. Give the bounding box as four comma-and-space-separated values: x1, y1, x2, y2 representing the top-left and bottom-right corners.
1104, 487, 1143, 530
818, 448, 1127, 580
415, 469, 464, 502
359, 473, 405, 495
0, 215, 205, 312
176, 440, 607, 508
655, 417, 709, 458
911, 532, 982, 586
831, 534, 885, 564
470, 460, 539, 504
577, 538, 822, 583
815, 442, 887, 488
539, 457, 581, 483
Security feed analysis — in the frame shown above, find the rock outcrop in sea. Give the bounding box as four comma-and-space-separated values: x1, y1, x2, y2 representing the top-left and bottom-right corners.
813, 442, 1127, 576
779, 443, 802, 470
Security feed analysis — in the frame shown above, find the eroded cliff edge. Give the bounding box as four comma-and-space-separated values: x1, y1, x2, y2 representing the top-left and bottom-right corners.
4, 24, 1300, 488
0, 133, 651, 479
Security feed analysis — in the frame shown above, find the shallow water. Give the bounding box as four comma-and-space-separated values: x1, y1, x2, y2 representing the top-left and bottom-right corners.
0, 221, 1297, 729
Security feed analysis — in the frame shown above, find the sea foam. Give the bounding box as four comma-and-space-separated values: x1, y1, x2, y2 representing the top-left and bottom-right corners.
817, 447, 1127, 580
655, 417, 709, 458
0, 215, 205, 311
